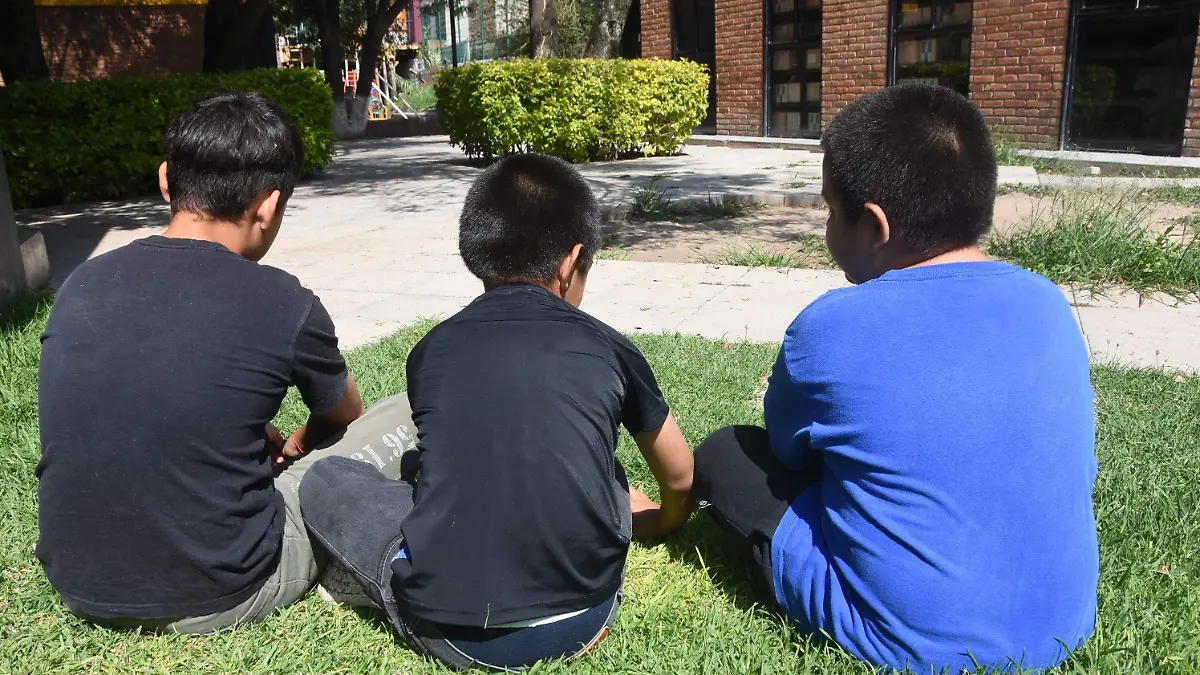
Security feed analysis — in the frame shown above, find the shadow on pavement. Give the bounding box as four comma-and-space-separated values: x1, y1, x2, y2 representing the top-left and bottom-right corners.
14, 137, 801, 286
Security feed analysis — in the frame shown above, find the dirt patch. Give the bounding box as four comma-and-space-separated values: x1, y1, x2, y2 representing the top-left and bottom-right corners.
603, 193, 1200, 264
604, 207, 827, 263
991, 192, 1196, 236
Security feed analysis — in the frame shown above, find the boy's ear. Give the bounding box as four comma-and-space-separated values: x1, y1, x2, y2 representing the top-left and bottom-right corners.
862, 202, 891, 251
254, 190, 283, 229
158, 162, 170, 204
556, 243, 584, 291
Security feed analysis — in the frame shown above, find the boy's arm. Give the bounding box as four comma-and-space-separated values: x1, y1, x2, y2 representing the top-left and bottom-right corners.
275, 295, 365, 463
630, 412, 694, 540
277, 372, 365, 462
764, 343, 819, 472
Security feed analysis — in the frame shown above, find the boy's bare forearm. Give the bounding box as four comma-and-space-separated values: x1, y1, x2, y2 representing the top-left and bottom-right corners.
633, 413, 695, 537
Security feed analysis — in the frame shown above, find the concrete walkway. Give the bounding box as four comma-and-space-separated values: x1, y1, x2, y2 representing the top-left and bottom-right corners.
16, 138, 1200, 373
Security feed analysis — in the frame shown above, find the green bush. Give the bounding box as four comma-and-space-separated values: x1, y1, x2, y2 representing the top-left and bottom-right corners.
0, 69, 335, 209
435, 58, 709, 162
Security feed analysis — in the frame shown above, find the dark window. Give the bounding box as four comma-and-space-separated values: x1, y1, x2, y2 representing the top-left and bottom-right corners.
767, 0, 822, 137
1065, 0, 1200, 155
888, 1, 972, 96
620, 0, 642, 58
672, 0, 716, 129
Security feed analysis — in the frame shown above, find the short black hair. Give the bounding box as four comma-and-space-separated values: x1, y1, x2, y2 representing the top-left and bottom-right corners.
821, 84, 998, 254
164, 90, 305, 221
459, 153, 600, 287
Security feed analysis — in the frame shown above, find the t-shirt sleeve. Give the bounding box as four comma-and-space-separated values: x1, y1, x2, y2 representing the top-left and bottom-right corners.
763, 313, 826, 472
292, 295, 349, 414
611, 332, 670, 436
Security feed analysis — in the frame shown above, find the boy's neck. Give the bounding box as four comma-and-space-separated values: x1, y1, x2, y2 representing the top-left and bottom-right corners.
163, 211, 252, 258
904, 245, 991, 271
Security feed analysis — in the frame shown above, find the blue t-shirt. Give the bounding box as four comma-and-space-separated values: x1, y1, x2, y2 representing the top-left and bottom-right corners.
765, 262, 1099, 673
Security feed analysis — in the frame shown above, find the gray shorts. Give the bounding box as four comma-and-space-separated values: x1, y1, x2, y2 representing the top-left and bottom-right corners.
80, 394, 417, 634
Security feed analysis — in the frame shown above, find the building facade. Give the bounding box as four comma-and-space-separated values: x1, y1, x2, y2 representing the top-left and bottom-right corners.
33, 0, 207, 81
641, 0, 1200, 156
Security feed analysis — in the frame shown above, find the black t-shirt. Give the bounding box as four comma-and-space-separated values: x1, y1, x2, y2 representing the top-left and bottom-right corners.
394, 283, 669, 626
37, 236, 348, 619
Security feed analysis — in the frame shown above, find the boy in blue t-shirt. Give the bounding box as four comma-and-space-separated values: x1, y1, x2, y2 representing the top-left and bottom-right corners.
693, 84, 1099, 673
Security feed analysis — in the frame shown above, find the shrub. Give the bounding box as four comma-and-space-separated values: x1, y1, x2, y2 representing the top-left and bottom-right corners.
435, 58, 709, 162
0, 68, 335, 209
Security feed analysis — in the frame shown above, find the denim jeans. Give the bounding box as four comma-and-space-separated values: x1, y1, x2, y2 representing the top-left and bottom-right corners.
299, 398, 621, 671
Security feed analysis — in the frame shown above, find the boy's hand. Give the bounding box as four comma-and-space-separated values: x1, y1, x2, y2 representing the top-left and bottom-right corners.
266, 423, 286, 464
268, 423, 309, 465
631, 487, 664, 540
632, 413, 695, 540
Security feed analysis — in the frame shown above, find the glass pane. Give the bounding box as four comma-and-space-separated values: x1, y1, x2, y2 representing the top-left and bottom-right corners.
804, 0, 821, 7
801, 13, 822, 36
674, 0, 696, 53
806, 47, 821, 69
896, 38, 921, 66
775, 0, 794, 12
772, 111, 804, 135
1068, 3, 1200, 153
773, 22, 795, 42
806, 82, 821, 102
895, 38, 970, 94
807, 112, 821, 132
898, 1, 933, 27
773, 49, 801, 70
775, 82, 804, 103
936, 1, 971, 25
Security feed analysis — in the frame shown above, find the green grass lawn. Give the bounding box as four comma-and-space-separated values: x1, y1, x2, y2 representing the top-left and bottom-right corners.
2, 295, 1199, 674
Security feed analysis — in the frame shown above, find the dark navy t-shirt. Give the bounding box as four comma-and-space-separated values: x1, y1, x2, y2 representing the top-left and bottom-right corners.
393, 283, 670, 626
765, 262, 1099, 672
37, 236, 347, 619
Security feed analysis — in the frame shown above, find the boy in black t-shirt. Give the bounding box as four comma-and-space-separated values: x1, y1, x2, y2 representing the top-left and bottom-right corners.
300, 153, 695, 670
37, 92, 415, 633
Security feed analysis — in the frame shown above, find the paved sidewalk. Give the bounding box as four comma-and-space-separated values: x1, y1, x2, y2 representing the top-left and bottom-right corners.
16, 137, 1200, 372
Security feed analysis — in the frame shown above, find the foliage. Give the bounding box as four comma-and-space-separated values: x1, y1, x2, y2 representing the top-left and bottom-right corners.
991, 133, 1068, 174
629, 177, 674, 220
398, 78, 438, 111
435, 58, 709, 162
0, 68, 335, 209
986, 189, 1200, 300
699, 235, 837, 270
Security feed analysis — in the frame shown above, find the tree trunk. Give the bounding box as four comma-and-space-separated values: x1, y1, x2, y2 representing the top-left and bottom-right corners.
309, 0, 345, 97
530, 0, 558, 58
584, 0, 633, 58
356, 0, 407, 97
0, 0, 49, 83
203, 0, 273, 72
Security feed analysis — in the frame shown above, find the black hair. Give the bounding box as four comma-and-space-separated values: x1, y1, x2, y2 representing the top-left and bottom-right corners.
163, 90, 305, 221
459, 153, 601, 287
821, 84, 998, 254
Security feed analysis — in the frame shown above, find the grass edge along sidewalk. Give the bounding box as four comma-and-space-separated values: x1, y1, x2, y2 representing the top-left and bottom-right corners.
2, 296, 1199, 674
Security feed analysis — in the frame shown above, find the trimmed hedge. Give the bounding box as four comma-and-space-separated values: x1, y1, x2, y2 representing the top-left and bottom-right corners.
435, 58, 709, 162
0, 69, 335, 209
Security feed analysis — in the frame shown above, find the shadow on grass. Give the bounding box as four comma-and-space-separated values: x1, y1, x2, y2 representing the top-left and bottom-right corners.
660, 516, 789, 622
0, 292, 53, 331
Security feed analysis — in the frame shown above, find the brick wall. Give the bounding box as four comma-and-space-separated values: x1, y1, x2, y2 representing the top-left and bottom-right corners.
969, 0, 1069, 148
714, 0, 762, 135
821, 0, 889, 126
1183, 18, 1200, 156
37, 5, 205, 81
640, 0, 672, 58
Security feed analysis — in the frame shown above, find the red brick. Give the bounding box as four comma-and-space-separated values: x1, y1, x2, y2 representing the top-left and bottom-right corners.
35, 4, 205, 81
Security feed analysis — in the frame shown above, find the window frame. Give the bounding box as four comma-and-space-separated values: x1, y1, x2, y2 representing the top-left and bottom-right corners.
886, 0, 973, 96
765, 0, 823, 138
